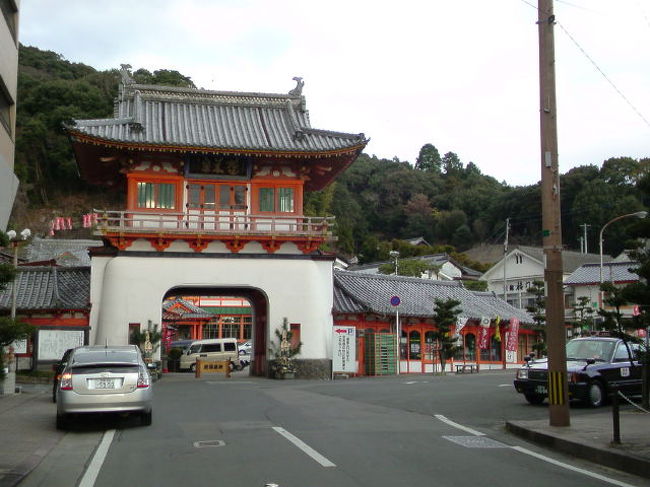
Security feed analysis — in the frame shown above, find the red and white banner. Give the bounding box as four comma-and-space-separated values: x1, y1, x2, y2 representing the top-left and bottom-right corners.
478, 317, 490, 349
506, 318, 520, 352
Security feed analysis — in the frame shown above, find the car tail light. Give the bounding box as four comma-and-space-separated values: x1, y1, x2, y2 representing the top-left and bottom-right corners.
137, 367, 150, 388
59, 372, 73, 390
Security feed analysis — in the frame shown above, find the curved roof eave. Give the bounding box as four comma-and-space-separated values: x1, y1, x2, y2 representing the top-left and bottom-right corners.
68, 130, 369, 158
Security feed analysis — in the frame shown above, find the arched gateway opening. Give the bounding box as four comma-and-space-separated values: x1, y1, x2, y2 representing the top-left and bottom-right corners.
162, 286, 268, 376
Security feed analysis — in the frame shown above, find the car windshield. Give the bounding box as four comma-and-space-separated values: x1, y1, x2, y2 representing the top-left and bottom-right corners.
72, 350, 139, 365
565, 339, 615, 361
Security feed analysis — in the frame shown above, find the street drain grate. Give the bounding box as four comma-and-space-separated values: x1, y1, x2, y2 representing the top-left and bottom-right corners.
193, 440, 226, 448
442, 436, 508, 448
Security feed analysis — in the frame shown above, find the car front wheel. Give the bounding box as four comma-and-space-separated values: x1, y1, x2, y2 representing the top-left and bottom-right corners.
585, 381, 605, 408
524, 393, 545, 405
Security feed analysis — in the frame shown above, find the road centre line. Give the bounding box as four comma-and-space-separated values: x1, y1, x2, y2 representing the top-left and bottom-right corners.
78, 429, 115, 487
512, 446, 638, 487
272, 427, 336, 467
434, 415, 485, 436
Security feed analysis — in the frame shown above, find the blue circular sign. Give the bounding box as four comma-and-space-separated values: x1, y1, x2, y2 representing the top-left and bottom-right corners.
390, 296, 401, 307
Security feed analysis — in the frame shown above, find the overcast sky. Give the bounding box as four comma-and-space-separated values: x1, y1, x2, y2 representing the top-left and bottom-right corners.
19, 0, 650, 186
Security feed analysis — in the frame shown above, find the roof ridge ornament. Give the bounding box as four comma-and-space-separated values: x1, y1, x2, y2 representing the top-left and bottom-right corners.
288, 76, 304, 97
120, 64, 135, 85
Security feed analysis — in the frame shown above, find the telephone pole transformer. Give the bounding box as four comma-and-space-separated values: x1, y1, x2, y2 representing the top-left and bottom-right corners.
538, 0, 570, 427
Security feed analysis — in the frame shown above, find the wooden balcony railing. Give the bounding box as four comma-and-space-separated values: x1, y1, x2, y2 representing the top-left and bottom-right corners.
93, 210, 335, 239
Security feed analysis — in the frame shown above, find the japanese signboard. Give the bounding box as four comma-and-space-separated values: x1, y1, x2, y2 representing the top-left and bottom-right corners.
332, 326, 356, 373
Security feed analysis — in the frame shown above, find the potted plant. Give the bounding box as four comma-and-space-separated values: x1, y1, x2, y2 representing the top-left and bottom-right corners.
269, 318, 301, 379
167, 347, 183, 372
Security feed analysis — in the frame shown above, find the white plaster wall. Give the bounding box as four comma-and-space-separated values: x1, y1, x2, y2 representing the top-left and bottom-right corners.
90, 255, 334, 359
574, 284, 599, 309
89, 255, 111, 345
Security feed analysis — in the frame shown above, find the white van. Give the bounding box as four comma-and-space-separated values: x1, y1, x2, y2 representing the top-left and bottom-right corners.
180, 338, 239, 372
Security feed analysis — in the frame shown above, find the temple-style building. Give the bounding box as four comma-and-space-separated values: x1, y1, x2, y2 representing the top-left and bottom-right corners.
66, 67, 368, 377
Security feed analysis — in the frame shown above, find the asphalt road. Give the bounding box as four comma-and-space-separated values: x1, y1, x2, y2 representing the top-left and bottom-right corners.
21, 370, 649, 487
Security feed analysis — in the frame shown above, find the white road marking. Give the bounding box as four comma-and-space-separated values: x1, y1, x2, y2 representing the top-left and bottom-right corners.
404, 381, 419, 384
78, 429, 115, 487
272, 427, 336, 467
434, 415, 485, 436
498, 384, 512, 387
512, 446, 639, 487
434, 415, 637, 487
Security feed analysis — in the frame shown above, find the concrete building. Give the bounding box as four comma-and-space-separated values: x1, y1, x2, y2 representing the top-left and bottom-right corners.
0, 0, 20, 231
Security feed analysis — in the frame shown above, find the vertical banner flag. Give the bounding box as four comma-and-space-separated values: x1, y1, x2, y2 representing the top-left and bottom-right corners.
478, 317, 490, 349
494, 316, 501, 342
332, 326, 356, 373
455, 316, 469, 345
506, 318, 520, 352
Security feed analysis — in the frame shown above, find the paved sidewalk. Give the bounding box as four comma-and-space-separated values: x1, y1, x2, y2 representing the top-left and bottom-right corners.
0, 384, 63, 487
507, 406, 650, 480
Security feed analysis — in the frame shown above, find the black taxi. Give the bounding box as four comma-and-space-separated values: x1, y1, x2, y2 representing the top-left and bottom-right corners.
513, 336, 643, 407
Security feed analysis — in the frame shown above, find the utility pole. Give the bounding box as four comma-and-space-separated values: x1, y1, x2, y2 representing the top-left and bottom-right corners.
538, 0, 570, 427
580, 223, 589, 253
503, 218, 510, 304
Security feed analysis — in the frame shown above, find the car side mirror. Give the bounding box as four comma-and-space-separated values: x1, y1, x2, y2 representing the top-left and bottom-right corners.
586, 358, 596, 365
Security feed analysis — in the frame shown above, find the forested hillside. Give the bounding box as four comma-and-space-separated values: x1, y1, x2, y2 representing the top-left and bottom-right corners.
11, 46, 650, 264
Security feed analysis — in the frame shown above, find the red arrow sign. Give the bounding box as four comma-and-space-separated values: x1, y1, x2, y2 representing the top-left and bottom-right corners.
335, 328, 348, 334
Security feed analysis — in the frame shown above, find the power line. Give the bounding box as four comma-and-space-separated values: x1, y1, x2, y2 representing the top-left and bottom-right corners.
556, 22, 650, 129
518, 0, 650, 130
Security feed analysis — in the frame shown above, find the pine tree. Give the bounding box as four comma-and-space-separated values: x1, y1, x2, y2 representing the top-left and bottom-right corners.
431, 298, 462, 373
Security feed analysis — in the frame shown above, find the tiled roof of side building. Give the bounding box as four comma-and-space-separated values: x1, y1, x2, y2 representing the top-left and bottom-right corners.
564, 262, 639, 285
66, 74, 368, 155
333, 270, 532, 324
162, 298, 213, 319
25, 237, 104, 267
0, 266, 90, 311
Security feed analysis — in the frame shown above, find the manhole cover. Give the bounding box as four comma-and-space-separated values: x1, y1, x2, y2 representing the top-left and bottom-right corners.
193, 440, 225, 448
442, 436, 508, 448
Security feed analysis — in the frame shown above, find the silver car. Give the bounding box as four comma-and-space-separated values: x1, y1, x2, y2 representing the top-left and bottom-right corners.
56, 345, 153, 429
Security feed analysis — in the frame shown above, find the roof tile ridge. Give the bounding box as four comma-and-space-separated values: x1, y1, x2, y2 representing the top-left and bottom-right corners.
127, 82, 296, 101
301, 127, 367, 140
51, 266, 62, 307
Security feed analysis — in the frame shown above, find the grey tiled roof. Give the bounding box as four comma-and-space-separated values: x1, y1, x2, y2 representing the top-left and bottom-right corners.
466, 244, 609, 272
564, 262, 639, 285
514, 246, 604, 273
25, 238, 104, 267
67, 80, 367, 154
333, 270, 532, 324
348, 253, 480, 279
162, 298, 212, 319
0, 266, 90, 311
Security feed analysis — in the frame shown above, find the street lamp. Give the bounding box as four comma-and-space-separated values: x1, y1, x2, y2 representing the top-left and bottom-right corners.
389, 250, 399, 276
6, 228, 31, 319
599, 211, 647, 306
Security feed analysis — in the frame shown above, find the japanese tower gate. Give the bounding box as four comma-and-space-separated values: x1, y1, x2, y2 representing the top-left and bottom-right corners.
66, 67, 367, 377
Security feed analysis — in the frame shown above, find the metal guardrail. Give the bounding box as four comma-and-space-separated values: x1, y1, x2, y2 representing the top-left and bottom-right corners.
93, 209, 335, 238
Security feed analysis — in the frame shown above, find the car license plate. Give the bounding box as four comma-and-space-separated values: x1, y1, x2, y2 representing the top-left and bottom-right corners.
89, 378, 121, 389
535, 385, 547, 394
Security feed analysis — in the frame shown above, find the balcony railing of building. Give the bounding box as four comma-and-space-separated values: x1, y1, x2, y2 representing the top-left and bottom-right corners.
93, 210, 336, 239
